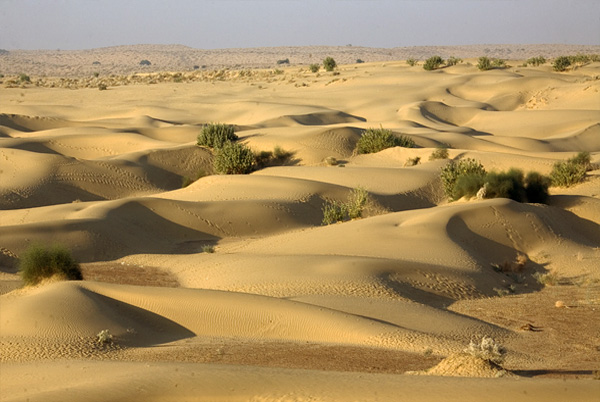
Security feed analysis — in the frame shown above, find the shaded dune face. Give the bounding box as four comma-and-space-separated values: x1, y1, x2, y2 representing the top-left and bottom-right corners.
1, 52, 600, 400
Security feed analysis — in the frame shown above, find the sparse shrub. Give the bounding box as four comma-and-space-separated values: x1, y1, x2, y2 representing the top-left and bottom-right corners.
98, 83, 108, 91
492, 58, 506, 68
524, 171, 550, 203
324, 156, 338, 166
454, 173, 486, 200
139, 59, 151, 66
254, 146, 293, 169
553, 56, 571, 72
569, 53, 591, 66
477, 56, 492, 71
533, 271, 559, 286
492, 254, 528, 273
405, 156, 421, 166
309, 63, 320, 73
202, 245, 215, 253
346, 187, 369, 220
406, 58, 418, 67
197, 123, 238, 149
97, 329, 114, 345
19, 73, 30, 83
322, 200, 347, 225
356, 59, 364, 64
19, 244, 83, 286
483, 169, 526, 202
214, 141, 255, 175
526, 56, 546, 66
464, 336, 506, 365
323, 57, 337, 72
550, 154, 588, 187
423, 56, 444, 71
429, 146, 449, 161
276, 58, 290, 65
355, 127, 414, 154
440, 159, 486, 200
446, 56, 462, 66
569, 151, 593, 171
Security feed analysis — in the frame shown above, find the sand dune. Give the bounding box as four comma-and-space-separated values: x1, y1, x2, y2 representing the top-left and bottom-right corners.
1, 48, 600, 401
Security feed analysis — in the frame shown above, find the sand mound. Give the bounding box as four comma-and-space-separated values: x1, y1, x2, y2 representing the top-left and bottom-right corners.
415, 353, 511, 378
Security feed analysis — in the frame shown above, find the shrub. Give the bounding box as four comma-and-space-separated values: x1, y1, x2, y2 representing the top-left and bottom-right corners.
324, 156, 338, 166
276, 58, 290, 65
197, 123, 238, 149
346, 187, 369, 220
483, 169, 526, 202
19, 73, 30, 83
214, 141, 255, 174
550, 154, 588, 187
254, 146, 293, 169
19, 244, 82, 286
140, 59, 151, 66
355, 127, 414, 154
524, 172, 550, 203
464, 336, 506, 365
405, 156, 421, 166
356, 59, 364, 64
423, 56, 444, 71
429, 146, 449, 161
322, 200, 347, 225
477, 56, 492, 71
202, 245, 215, 253
446, 56, 462, 66
97, 329, 114, 345
526, 56, 546, 66
569, 151, 592, 171
309, 63, 320, 73
323, 57, 337, 72
454, 172, 486, 200
440, 158, 486, 200
406, 58, 418, 67
553, 56, 571, 72
492, 58, 506, 68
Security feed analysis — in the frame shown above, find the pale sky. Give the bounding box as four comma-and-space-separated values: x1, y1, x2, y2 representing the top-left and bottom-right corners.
0, 0, 598, 50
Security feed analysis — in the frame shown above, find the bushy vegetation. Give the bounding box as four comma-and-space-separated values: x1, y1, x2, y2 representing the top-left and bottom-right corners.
323, 57, 337, 72
276, 58, 290, 65
406, 58, 418, 67
197, 123, 238, 149
492, 58, 506, 68
553, 56, 571, 72
429, 146, 449, 161
19, 73, 30, 83
253, 146, 293, 169
464, 336, 506, 365
524, 172, 551, 204
526, 56, 546, 66
440, 158, 487, 200
423, 56, 444, 71
549, 151, 591, 187
322, 187, 370, 225
446, 56, 462, 66
19, 244, 82, 286
213, 141, 255, 174
355, 127, 415, 154
309, 63, 320, 73
477, 57, 492, 71
139, 59, 151, 66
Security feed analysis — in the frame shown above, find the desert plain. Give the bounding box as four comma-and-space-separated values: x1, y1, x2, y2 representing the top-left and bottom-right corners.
1, 45, 600, 401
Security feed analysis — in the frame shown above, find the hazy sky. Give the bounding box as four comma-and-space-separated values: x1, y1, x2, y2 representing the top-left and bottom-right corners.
1, 0, 598, 50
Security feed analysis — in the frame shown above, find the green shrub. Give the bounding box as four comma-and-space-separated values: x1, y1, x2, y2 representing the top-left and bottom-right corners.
454, 172, 486, 200
19, 73, 30, 83
477, 57, 492, 71
492, 58, 506, 68
550, 159, 587, 187
253, 146, 293, 169
323, 57, 337, 72
524, 171, 550, 204
446, 56, 462, 66
355, 128, 414, 154
405, 156, 421, 166
568, 151, 592, 171
197, 123, 238, 149
276, 58, 290, 65
19, 244, 82, 286
440, 158, 486, 200
322, 200, 347, 225
139, 59, 151, 66
429, 146, 449, 161
214, 141, 255, 174
423, 56, 444, 71
356, 59, 364, 64
553, 56, 571, 72
526, 56, 546, 66
483, 169, 526, 202
309, 63, 320, 73
346, 187, 369, 220
406, 58, 418, 67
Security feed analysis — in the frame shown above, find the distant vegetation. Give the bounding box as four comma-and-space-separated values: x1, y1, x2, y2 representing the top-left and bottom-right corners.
356, 59, 364, 64
19, 73, 30, 83
552, 56, 571, 72
355, 127, 415, 154
0, 49, 8, 55
309, 64, 320, 73
197, 123, 238, 149
423, 56, 444, 71
406, 58, 418, 67
322, 187, 369, 225
139, 59, 152, 66
276, 58, 290, 65
549, 151, 592, 187
323, 57, 337, 72
476, 57, 507, 71
526, 56, 546, 66
446, 56, 463, 66
19, 244, 82, 286
429, 146, 449, 161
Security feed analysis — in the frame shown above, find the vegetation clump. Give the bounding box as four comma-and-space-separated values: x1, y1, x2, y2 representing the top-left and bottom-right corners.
429, 146, 449, 161
214, 141, 255, 175
446, 56, 462, 66
197, 123, 238, 149
464, 336, 506, 365
549, 151, 591, 187
553, 56, 571, 72
423, 56, 444, 71
309, 63, 320, 73
355, 127, 415, 154
526, 56, 546, 66
19, 244, 83, 286
406, 58, 418, 67
440, 158, 487, 200
322, 187, 370, 225
276, 58, 290, 65
477, 57, 492, 71
323, 57, 337, 72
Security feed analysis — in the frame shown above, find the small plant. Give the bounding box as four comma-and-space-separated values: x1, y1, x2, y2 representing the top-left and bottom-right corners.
405, 156, 421, 166
202, 245, 215, 253
477, 56, 492, 71
568, 151, 593, 171
440, 158, 486, 200
356, 59, 364, 64
323, 57, 337, 72
98, 83, 108, 91
423, 55, 444, 71
553, 56, 571, 72
483, 169, 526, 202
355, 127, 415, 154
214, 141, 255, 175
253, 146, 293, 169
406, 58, 418, 67
346, 187, 369, 220
533, 271, 559, 286
429, 146, 449, 161
97, 329, 114, 345
446, 56, 462, 66
19, 73, 30, 83
276, 58, 290, 65
322, 200, 347, 225
550, 153, 588, 187
19, 244, 83, 286
309, 63, 320, 73
197, 123, 238, 149
492, 58, 506, 68
139, 59, 151, 66
464, 336, 506, 365
526, 56, 546, 66
324, 156, 338, 166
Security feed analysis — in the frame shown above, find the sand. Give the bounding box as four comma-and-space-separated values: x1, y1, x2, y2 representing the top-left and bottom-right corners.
1, 45, 600, 401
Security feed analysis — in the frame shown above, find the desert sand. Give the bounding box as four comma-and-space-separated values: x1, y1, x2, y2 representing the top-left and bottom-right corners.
1, 45, 600, 401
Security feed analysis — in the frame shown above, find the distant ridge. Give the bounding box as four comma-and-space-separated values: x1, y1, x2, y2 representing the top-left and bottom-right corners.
1, 43, 598, 77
